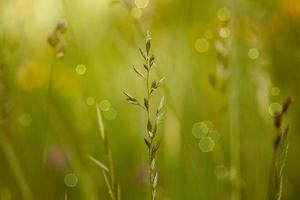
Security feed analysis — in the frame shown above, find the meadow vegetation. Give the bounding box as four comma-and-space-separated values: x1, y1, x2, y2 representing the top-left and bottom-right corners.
0, 0, 299, 200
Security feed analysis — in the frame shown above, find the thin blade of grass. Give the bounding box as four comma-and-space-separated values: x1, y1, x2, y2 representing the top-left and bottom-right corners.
88, 155, 110, 172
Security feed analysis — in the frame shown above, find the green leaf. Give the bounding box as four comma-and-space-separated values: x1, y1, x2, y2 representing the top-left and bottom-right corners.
139, 48, 147, 60
144, 98, 149, 110
145, 31, 152, 55
123, 91, 141, 106
133, 65, 145, 79
156, 111, 164, 124
157, 77, 165, 87
152, 172, 158, 189
96, 104, 106, 141
149, 55, 155, 68
147, 120, 152, 132
150, 80, 157, 94
152, 141, 160, 156
157, 96, 165, 113
143, 64, 148, 71
144, 138, 151, 149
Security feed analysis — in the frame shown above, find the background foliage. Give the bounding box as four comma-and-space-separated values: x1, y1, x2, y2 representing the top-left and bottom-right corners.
0, 0, 300, 199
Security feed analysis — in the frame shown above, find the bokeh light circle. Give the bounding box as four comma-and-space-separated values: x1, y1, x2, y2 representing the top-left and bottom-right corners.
64, 173, 78, 187
76, 64, 87, 75
195, 38, 210, 53
268, 102, 283, 117
198, 136, 215, 152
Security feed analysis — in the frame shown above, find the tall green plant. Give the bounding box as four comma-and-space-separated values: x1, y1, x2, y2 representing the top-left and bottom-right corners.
124, 32, 165, 200
269, 97, 292, 200
89, 104, 121, 200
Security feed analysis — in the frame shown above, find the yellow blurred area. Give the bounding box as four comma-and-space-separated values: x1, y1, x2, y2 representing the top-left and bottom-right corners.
17, 61, 80, 97
1, 0, 300, 199
280, 0, 300, 18
3, 0, 37, 15
17, 61, 48, 90
53, 67, 81, 97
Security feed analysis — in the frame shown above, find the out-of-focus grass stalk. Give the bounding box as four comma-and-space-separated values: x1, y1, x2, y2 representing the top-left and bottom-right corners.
47, 19, 99, 199
89, 104, 120, 200
46, 19, 67, 120
45, 54, 56, 121
268, 98, 291, 200
120, 0, 145, 36
228, 0, 241, 199
0, 133, 33, 200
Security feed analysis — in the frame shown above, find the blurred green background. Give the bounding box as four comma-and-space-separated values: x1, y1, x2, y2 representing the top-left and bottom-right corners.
0, 0, 300, 199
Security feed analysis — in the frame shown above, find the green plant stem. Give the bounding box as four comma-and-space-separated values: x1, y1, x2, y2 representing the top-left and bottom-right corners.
45, 53, 56, 121
228, 0, 241, 199
103, 170, 116, 200
107, 146, 116, 197
146, 60, 153, 200
125, 34, 161, 200
95, 105, 119, 200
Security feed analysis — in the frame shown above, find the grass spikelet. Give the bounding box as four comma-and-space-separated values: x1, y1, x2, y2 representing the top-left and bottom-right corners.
45, 19, 68, 121
269, 97, 292, 200
124, 31, 165, 200
210, 8, 231, 93
48, 19, 68, 60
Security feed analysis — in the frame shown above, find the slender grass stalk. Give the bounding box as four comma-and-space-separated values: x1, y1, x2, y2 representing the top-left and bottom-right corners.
228, 1, 241, 199
45, 54, 56, 121
269, 97, 292, 200
119, 0, 181, 120
89, 104, 121, 200
124, 32, 165, 200
211, 14, 230, 94
46, 19, 68, 120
